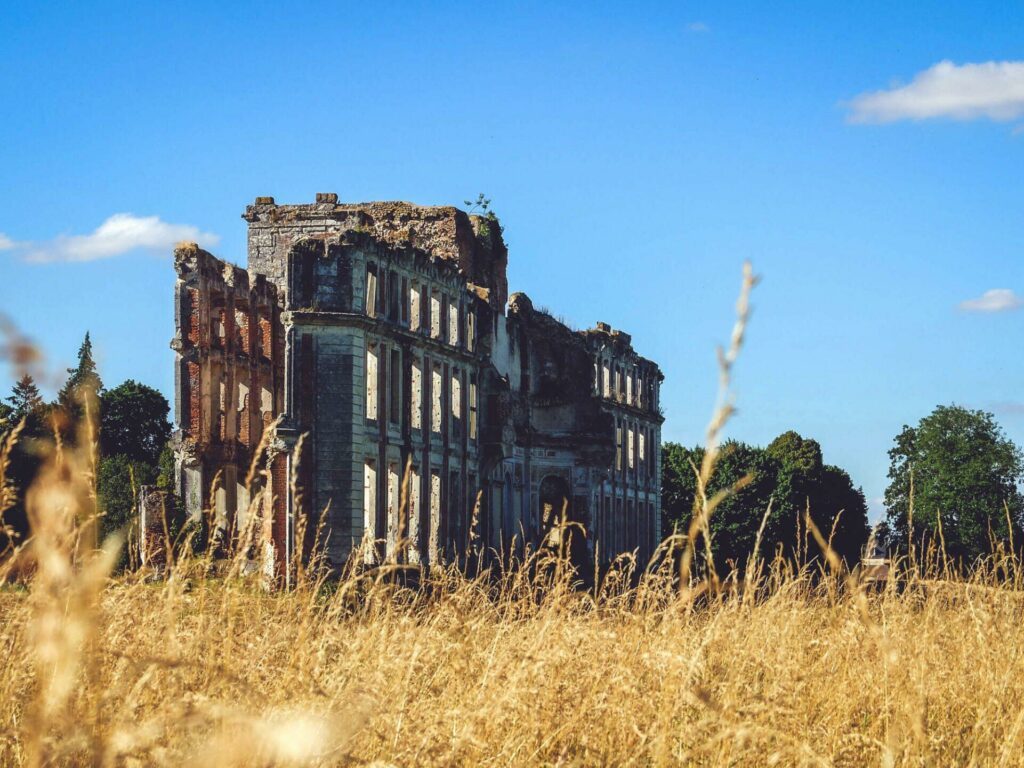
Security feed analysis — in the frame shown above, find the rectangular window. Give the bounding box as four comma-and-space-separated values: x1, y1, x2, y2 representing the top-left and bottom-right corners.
648, 429, 656, 478
431, 363, 443, 433
466, 309, 475, 352
408, 467, 421, 563
451, 370, 462, 437
430, 291, 441, 339
388, 270, 400, 320
429, 471, 442, 564
387, 463, 400, 557
389, 349, 400, 425
628, 427, 635, 469
365, 265, 378, 318
411, 357, 423, 429
615, 422, 622, 470
602, 364, 611, 399
366, 343, 379, 421
615, 368, 624, 402
469, 379, 478, 440
410, 283, 421, 331
448, 302, 460, 346
401, 276, 409, 326
639, 429, 646, 463
594, 362, 600, 394
363, 460, 377, 562
626, 372, 634, 406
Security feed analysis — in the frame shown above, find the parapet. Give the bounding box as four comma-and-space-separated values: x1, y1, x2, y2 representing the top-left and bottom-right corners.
243, 195, 509, 308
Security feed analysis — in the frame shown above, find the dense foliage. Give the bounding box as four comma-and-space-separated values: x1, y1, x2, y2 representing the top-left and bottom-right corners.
99, 380, 171, 466
0, 336, 172, 554
883, 405, 1024, 563
662, 432, 871, 570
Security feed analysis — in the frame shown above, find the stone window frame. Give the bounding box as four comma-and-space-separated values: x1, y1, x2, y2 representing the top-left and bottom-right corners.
363, 458, 378, 561
430, 362, 443, 434
429, 289, 442, 340
389, 347, 401, 426
365, 262, 379, 318
466, 306, 476, 352
451, 368, 463, 438
448, 300, 460, 347
410, 355, 423, 430
468, 376, 478, 441
409, 282, 422, 332
366, 342, 379, 422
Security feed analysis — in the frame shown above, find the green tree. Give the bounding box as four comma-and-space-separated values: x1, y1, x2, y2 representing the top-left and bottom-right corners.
764, 431, 869, 566
813, 465, 871, 566
156, 441, 176, 492
100, 380, 171, 466
884, 405, 1024, 564
661, 440, 779, 571
7, 374, 43, 418
97, 454, 157, 552
58, 331, 103, 407
662, 432, 870, 572
1, 375, 52, 550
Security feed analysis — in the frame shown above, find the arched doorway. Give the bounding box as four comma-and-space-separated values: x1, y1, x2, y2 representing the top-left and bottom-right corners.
538, 475, 588, 573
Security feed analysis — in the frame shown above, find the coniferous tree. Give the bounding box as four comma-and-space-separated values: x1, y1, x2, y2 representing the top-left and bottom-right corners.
7, 374, 44, 418
59, 331, 103, 407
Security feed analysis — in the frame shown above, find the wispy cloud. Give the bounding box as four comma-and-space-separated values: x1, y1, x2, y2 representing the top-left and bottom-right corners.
959, 288, 1023, 313
0, 233, 15, 251
993, 401, 1024, 416
686, 21, 709, 33
846, 60, 1024, 124
16, 213, 220, 263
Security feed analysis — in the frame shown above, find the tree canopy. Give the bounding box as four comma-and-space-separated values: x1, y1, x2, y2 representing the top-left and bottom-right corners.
7, 374, 43, 417
58, 331, 103, 407
883, 405, 1024, 564
662, 432, 870, 571
100, 380, 172, 466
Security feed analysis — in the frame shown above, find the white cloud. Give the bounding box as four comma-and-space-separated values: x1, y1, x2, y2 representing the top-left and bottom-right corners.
686, 21, 709, 33
846, 60, 1024, 124
0, 233, 15, 251
959, 288, 1023, 313
21, 213, 220, 263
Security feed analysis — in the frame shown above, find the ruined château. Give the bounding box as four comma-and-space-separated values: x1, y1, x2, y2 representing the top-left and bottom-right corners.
171, 194, 663, 579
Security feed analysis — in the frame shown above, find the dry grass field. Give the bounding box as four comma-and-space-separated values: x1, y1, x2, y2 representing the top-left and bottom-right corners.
5, 270, 1024, 767
5, 499, 1024, 767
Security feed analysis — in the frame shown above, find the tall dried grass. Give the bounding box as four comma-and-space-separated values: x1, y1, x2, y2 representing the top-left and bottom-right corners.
4, 269, 1024, 766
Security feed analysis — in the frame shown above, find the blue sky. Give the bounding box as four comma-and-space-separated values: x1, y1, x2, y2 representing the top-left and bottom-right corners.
2, 1, 1023, 518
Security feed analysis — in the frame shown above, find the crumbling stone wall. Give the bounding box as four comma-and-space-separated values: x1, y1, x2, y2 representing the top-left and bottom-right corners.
171, 243, 285, 563
244, 195, 508, 311
171, 194, 664, 580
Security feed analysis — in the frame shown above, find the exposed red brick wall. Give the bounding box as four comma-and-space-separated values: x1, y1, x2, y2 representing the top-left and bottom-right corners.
238, 386, 251, 447
175, 246, 285, 573
187, 288, 201, 345
271, 453, 288, 580
259, 316, 273, 359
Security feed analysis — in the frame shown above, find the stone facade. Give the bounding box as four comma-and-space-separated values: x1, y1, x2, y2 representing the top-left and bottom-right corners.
172, 194, 663, 579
